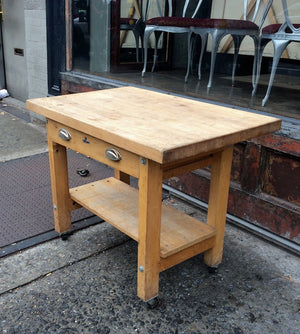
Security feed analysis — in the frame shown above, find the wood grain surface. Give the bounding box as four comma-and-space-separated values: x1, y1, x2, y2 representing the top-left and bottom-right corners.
27, 87, 281, 164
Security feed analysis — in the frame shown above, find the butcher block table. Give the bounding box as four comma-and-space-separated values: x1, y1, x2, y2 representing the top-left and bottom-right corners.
26, 87, 281, 303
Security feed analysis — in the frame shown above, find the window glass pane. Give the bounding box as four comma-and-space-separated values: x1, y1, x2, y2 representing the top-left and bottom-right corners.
72, 0, 90, 71
119, 0, 165, 62
72, 0, 110, 73
70, 0, 300, 119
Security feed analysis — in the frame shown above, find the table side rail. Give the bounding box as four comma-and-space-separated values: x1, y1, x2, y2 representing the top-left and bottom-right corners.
162, 155, 214, 180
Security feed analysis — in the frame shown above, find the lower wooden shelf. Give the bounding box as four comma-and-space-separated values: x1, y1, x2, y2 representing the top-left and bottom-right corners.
70, 177, 216, 259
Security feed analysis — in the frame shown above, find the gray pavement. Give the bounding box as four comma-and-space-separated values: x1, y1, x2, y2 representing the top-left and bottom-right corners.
0, 98, 48, 162
0, 97, 299, 333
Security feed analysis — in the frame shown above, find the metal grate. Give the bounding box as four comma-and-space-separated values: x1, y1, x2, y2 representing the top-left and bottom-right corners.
0, 150, 114, 248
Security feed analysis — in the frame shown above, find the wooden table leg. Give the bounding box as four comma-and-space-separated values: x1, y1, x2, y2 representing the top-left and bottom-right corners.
137, 159, 162, 301
204, 146, 234, 268
114, 169, 130, 185
48, 139, 72, 233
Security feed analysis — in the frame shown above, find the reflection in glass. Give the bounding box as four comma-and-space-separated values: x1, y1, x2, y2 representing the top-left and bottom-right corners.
119, 0, 166, 64
72, 0, 90, 71
72, 0, 110, 73
71, 0, 168, 72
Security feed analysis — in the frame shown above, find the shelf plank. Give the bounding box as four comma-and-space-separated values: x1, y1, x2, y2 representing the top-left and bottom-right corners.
70, 177, 216, 258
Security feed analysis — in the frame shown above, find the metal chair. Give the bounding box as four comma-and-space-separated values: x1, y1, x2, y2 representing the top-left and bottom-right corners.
252, 0, 300, 106
142, 0, 204, 77
185, 0, 268, 90
120, 0, 150, 62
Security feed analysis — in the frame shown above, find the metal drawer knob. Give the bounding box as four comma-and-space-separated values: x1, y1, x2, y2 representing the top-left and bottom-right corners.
105, 148, 122, 162
58, 128, 72, 141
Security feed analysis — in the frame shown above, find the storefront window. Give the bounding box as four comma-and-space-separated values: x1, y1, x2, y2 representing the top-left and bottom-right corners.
69, 0, 300, 119
71, 0, 168, 72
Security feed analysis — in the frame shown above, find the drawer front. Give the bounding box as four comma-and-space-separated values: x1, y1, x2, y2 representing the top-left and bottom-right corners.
47, 120, 140, 178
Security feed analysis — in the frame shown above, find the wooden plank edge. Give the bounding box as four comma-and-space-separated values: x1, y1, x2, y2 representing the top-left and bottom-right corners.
160, 227, 216, 259
159, 236, 216, 272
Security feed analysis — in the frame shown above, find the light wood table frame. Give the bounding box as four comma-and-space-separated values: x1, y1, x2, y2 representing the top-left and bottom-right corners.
27, 87, 281, 302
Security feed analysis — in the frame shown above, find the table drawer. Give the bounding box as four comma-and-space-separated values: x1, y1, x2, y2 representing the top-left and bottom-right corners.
47, 120, 140, 178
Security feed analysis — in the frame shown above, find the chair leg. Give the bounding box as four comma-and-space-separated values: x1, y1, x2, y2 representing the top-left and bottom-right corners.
133, 30, 140, 62
142, 27, 153, 77
252, 49, 262, 97
140, 31, 145, 62
185, 31, 193, 82
262, 39, 290, 106
252, 39, 269, 97
197, 32, 208, 82
231, 35, 244, 86
151, 31, 162, 73
134, 18, 146, 63
251, 35, 259, 89
207, 31, 225, 89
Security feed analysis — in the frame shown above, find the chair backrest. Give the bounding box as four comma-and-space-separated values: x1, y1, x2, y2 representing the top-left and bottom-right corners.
281, 0, 300, 33
243, 0, 277, 29
259, 0, 274, 28
243, 0, 262, 22
182, 0, 204, 18
159, 0, 266, 23
260, 0, 300, 33
147, 0, 204, 18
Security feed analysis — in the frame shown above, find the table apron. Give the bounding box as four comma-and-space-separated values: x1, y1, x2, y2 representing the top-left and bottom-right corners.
47, 120, 140, 178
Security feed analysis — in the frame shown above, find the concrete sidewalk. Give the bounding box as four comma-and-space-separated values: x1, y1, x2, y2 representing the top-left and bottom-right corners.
0, 98, 299, 333
0, 97, 48, 162
0, 212, 299, 333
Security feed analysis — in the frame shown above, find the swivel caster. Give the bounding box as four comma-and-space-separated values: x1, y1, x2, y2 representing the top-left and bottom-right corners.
60, 231, 73, 241
207, 265, 218, 274
146, 296, 160, 309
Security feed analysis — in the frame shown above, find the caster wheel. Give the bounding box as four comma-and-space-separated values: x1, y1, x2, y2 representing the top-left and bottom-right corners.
60, 231, 72, 241
207, 266, 218, 274
161, 192, 169, 201
146, 297, 160, 309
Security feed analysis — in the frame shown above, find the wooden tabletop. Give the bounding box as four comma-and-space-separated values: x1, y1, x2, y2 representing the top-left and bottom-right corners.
26, 87, 281, 164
